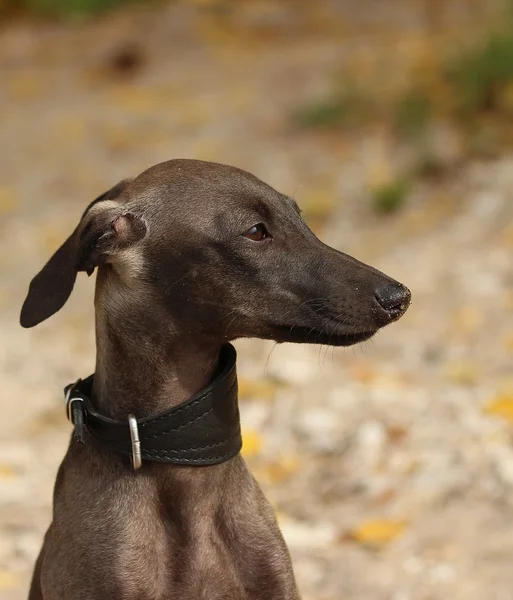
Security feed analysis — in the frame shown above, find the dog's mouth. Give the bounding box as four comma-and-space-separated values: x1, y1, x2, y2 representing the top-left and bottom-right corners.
271, 324, 377, 346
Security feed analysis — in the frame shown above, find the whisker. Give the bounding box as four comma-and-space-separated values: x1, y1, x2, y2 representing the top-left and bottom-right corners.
264, 342, 279, 376
223, 312, 240, 337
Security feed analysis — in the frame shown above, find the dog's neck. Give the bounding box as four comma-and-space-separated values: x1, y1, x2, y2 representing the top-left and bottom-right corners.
92, 271, 223, 420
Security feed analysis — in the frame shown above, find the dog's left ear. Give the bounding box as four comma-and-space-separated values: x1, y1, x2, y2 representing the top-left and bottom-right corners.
20, 179, 145, 328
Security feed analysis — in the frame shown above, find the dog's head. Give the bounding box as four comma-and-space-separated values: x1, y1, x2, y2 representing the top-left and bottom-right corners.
21, 159, 410, 345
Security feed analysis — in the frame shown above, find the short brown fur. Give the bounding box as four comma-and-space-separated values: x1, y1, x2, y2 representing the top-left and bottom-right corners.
22, 159, 410, 600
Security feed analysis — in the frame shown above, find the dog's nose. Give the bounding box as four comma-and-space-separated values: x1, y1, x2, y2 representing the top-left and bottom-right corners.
374, 283, 411, 320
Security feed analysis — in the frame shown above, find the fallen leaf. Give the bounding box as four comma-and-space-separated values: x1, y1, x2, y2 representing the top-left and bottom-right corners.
484, 395, 513, 424
346, 518, 406, 545
500, 224, 513, 248
349, 361, 377, 383
505, 333, 513, 352
503, 291, 513, 311
387, 425, 408, 444
0, 569, 21, 590
241, 429, 262, 458
238, 378, 278, 401
253, 456, 300, 484
0, 463, 16, 479
450, 305, 483, 335
445, 361, 480, 386
0, 187, 19, 214
373, 488, 397, 505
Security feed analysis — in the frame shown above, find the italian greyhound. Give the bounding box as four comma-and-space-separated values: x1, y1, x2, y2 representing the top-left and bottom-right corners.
20, 159, 410, 600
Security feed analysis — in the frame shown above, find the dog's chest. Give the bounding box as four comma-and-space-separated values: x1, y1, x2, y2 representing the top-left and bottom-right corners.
111, 482, 243, 600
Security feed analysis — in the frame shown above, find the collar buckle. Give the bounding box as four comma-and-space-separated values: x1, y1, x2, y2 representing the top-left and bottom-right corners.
64, 379, 82, 422
64, 379, 86, 444
128, 414, 142, 470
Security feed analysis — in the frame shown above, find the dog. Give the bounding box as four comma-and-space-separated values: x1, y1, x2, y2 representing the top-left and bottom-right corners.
20, 159, 410, 600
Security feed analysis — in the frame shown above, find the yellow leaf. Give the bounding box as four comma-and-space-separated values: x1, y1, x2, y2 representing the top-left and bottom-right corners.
0, 569, 20, 590
445, 361, 480, 386
505, 333, 513, 352
0, 187, 19, 214
450, 305, 483, 334
503, 291, 513, 311
241, 429, 262, 458
238, 378, 277, 401
484, 395, 513, 424
350, 519, 406, 544
349, 361, 377, 383
500, 224, 513, 248
253, 456, 300, 484
0, 464, 16, 479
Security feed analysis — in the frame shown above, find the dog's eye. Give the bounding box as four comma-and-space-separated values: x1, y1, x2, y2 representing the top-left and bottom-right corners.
243, 223, 269, 241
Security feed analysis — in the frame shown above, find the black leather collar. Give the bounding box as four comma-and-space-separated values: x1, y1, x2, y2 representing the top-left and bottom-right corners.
64, 344, 242, 468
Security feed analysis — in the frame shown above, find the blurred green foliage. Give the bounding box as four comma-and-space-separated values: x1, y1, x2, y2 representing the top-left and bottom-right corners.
3, 0, 135, 17
296, 4, 513, 137
448, 30, 513, 117
293, 2, 513, 215
394, 89, 433, 139
294, 88, 373, 130
371, 179, 410, 215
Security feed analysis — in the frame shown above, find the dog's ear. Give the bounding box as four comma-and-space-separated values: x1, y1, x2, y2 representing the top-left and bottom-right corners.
20, 179, 145, 328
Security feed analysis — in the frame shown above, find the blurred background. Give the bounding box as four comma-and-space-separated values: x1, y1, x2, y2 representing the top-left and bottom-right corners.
1, 0, 513, 598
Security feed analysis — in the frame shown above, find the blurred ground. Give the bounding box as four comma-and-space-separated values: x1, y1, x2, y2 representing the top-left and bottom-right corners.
1, 1, 513, 599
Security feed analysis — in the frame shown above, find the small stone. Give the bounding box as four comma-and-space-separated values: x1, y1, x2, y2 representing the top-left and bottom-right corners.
295, 407, 341, 453
279, 518, 336, 549
430, 563, 456, 583
402, 556, 424, 574
357, 420, 387, 469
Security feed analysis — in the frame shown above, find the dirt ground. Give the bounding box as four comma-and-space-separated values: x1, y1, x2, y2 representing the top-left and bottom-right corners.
1, 2, 513, 599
